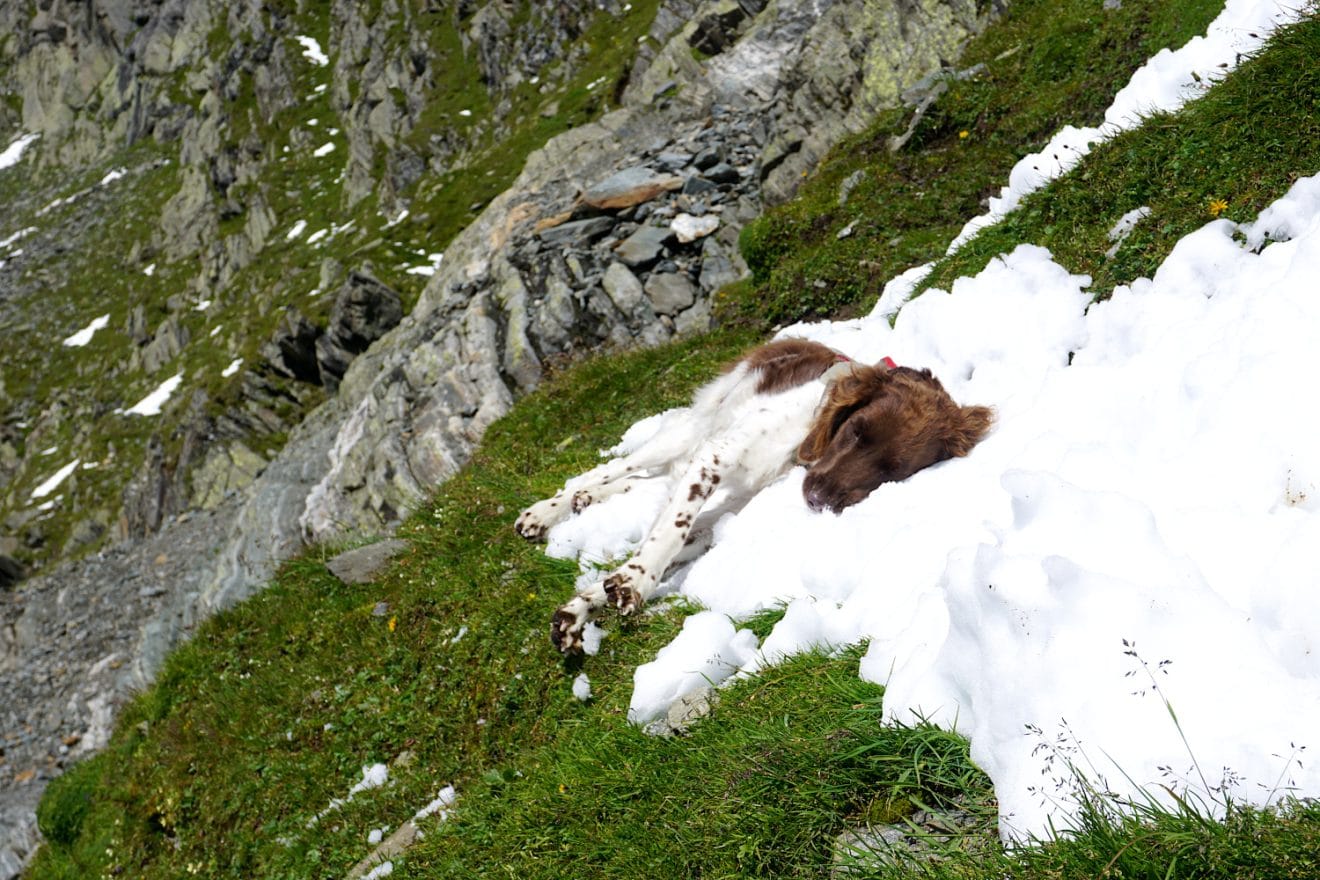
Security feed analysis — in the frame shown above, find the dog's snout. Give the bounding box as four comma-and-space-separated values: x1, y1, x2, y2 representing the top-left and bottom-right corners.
804, 483, 828, 513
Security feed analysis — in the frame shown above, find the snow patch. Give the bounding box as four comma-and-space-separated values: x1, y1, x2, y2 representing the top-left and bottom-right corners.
62, 314, 110, 348
0, 133, 38, 171
125, 373, 183, 416
294, 35, 329, 66
31, 459, 80, 500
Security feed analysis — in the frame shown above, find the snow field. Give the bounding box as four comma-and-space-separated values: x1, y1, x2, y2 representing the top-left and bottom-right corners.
546, 172, 1320, 839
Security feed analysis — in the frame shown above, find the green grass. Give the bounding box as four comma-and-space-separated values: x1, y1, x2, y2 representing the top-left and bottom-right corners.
24, 4, 1320, 880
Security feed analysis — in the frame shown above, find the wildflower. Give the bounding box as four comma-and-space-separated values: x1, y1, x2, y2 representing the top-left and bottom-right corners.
558, 783, 568, 794
1208, 197, 1229, 217
388, 616, 397, 632
959, 129, 970, 139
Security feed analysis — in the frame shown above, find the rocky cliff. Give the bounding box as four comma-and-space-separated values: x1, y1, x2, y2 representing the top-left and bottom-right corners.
0, 0, 996, 873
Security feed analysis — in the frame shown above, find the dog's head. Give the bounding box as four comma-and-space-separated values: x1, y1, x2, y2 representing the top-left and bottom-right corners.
797, 362, 993, 513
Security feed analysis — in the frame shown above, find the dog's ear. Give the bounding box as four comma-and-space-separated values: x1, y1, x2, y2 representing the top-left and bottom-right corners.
797, 365, 885, 463
943, 405, 994, 458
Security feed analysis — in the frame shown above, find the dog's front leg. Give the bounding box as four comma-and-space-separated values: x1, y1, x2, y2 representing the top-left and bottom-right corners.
550, 580, 607, 654
602, 442, 729, 615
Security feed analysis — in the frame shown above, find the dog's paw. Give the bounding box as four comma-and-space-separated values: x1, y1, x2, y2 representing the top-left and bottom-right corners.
603, 571, 644, 616
515, 496, 564, 542
550, 597, 592, 654
571, 489, 594, 513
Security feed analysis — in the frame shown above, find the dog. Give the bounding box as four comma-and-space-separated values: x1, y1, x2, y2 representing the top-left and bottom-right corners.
516, 338, 994, 653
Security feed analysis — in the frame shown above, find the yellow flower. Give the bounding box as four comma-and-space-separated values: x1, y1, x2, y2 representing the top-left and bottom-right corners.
558, 783, 568, 794
388, 616, 398, 632
1208, 197, 1229, 217
958, 129, 970, 139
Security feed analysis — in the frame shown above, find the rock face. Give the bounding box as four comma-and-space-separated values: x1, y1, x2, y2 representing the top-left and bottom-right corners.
0, 0, 999, 871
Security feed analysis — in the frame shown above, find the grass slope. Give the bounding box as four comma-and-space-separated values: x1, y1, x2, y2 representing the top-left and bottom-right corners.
27, 3, 1320, 879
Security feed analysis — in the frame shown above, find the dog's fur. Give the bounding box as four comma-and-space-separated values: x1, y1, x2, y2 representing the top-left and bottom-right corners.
516, 338, 993, 653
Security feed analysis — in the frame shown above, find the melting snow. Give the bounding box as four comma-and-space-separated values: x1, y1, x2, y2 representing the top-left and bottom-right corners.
295, 35, 329, 66
572, 673, 592, 702
98, 167, 127, 186
413, 785, 457, 821
314, 142, 335, 157
0, 133, 39, 171
221, 358, 243, 378
286, 219, 308, 240
308, 763, 388, 826
405, 253, 444, 276
125, 373, 183, 416
31, 459, 80, 500
62, 314, 110, 347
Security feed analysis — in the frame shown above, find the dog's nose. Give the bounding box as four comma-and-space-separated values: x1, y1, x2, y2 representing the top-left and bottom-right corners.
804, 485, 827, 512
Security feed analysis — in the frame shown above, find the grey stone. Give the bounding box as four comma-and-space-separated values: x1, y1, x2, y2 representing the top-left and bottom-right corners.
674, 297, 713, 336
838, 169, 867, 206
704, 162, 741, 185
326, 539, 408, 585
682, 175, 719, 196
602, 262, 646, 315
654, 150, 693, 170
536, 216, 616, 248
613, 225, 674, 268
644, 272, 696, 316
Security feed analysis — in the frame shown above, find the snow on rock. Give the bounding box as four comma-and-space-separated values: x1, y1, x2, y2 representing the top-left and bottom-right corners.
0, 133, 38, 171
628, 611, 759, 725
572, 673, 592, 702
31, 459, 80, 500
286, 219, 308, 240
950, 0, 1304, 251
547, 172, 1320, 839
314, 142, 336, 157
98, 167, 127, 186
62, 314, 110, 347
361, 862, 393, 880
221, 358, 243, 378
125, 373, 183, 416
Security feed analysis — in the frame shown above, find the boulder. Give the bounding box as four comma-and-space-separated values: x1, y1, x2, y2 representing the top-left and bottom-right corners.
644, 272, 696, 316
261, 309, 323, 385
326, 538, 407, 585
613, 225, 674, 268
602, 262, 646, 315
315, 271, 404, 392
536, 216, 616, 248
581, 166, 683, 211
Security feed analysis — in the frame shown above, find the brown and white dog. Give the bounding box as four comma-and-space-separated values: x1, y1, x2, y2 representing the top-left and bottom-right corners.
516, 338, 993, 653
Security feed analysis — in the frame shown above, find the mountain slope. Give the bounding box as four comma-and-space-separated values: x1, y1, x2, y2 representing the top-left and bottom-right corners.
20, 1, 1320, 878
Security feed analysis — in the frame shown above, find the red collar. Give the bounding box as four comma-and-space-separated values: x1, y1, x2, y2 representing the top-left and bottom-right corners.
837, 353, 898, 370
